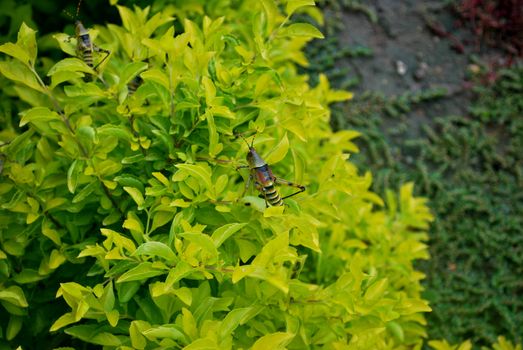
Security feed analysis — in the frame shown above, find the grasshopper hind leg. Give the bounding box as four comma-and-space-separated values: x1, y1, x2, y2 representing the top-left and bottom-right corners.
273, 177, 306, 200
93, 45, 111, 70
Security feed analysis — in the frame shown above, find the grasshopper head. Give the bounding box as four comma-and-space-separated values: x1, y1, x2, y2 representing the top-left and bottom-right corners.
246, 147, 266, 168
75, 21, 88, 36
238, 132, 265, 168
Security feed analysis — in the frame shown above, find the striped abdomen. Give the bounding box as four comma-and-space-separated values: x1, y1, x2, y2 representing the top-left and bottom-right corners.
263, 182, 283, 206
78, 34, 93, 67
254, 165, 283, 206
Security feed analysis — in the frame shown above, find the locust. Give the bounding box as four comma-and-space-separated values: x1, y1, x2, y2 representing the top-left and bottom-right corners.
65, 0, 110, 71
238, 134, 305, 207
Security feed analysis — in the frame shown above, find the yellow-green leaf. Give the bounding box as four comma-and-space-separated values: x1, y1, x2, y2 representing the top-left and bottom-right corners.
260, 0, 280, 32
124, 186, 145, 206
386, 321, 404, 342
47, 58, 95, 76
123, 213, 145, 236
19, 107, 60, 127
6, 315, 23, 340
211, 223, 247, 248
280, 23, 324, 39
264, 133, 289, 165
130, 320, 149, 349
0, 60, 44, 92
286, 0, 315, 17
364, 278, 388, 301
133, 242, 177, 262
251, 332, 294, 350
152, 172, 170, 186
0, 43, 31, 66
457, 340, 472, 350
17, 22, 37, 66
116, 262, 167, 283
175, 164, 213, 191
219, 307, 258, 339
173, 287, 192, 306
142, 325, 187, 342
180, 233, 218, 258
264, 205, 285, 217
119, 61, 148, 85
150, 211, 175, 232
49, 249, 67, 269
0, 286, 28, 308
50, 313, 76, 332
141, 68, 170, 90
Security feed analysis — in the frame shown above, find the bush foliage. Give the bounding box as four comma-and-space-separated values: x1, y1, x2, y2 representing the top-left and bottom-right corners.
0, 1, 437, 349
303, 1, 523, 347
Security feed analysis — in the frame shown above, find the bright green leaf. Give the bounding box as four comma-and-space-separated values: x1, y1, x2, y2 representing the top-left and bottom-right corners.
173, 287, 192, 305
163, 261, 194, 290
387, 321, 405, 342
286, 0, 315, 17
50, 313, 77, 332
123, 212, 145, 236
116, 262, 167, 283
251, 332, 294, 350
175, 163, 213, 192
130, 320, 149, 349
133, 242, 177, 262
0, 60, 44, 92
120, 61, 148, 85
124, 186, 145, 206
72, 182, 97, 204
49, 249, 67, 269
219, 307, 258, 339
180, 232, 218, 259
6, 315, 23, 340
141, 68, 170, 90
142, 325, 186, 342
152, 172, 170, 186
67, 160, 82, 193
106, 309, 119, 327
364, 278, 388, 301
264, 133, 289, 164
47, 58, 95, 76
17, 22, 37, 65
65, 325, 122, 346
280, 23, 324, 39
19, 107, 60, 127
211, 223, 247, 248
0, 286, 28, 308
0, 43, 31, 66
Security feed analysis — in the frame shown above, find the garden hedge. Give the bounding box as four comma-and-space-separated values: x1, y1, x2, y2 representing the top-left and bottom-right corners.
0, 1, 515, 349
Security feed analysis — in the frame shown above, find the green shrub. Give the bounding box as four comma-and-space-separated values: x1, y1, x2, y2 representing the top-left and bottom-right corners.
0, 1, 434, 349
429, 336, 522, 350
305, 2, 523, 345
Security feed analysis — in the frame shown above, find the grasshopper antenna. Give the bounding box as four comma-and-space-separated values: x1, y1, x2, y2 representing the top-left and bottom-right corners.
235, 132, 252, 149
62, 0, 82, 21
62, 8, 74, 20
76, 0, 83, 18
250, 133, 257, 148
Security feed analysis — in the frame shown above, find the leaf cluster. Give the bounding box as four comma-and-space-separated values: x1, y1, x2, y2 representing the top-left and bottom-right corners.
0, 1, 434, 349
312, 9, 523, 346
